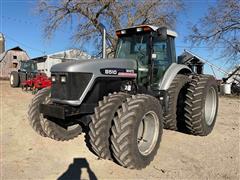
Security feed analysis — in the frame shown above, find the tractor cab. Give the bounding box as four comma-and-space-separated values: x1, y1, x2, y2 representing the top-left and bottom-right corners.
115, 25, 177, 87
19, 60, 38, 73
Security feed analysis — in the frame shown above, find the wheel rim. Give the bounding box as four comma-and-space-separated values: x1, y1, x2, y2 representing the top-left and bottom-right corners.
137, 111, 159, 156
204, 86, 217, 126
10, 75, 14, 85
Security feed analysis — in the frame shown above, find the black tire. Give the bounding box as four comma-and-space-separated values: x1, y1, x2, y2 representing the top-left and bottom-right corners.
110, 94, 163, 169
19, 72, 27, 85
163, 74, 189, 130
39, 91, 82, 141
184, 75, 218, 136
88, 92, 129, 159
40, 118, 82, 141
28, 87, 82, 141
10, 71, 19, 87
28, 88, 50, 137
40, 94, 82, 141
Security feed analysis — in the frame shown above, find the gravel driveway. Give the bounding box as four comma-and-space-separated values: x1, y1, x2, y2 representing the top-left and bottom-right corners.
0, 80, 239, 179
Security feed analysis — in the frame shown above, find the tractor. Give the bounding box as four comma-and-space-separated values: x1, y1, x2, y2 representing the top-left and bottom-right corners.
10, 60, 38, 87
10, 60, 51, 92
28, 25, 218, 169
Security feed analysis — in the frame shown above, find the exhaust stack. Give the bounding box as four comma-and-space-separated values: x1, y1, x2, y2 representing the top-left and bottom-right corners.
99, 23, 106, 58
0, 33, 5, 54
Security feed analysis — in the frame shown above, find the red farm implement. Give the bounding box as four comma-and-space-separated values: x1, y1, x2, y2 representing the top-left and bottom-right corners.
21, 73, 51, 93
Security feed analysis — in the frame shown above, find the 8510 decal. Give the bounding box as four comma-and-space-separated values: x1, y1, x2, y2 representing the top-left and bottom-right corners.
100, 68, 137, 78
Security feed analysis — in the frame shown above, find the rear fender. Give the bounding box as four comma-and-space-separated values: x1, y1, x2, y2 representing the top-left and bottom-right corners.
159, 63, 192, 90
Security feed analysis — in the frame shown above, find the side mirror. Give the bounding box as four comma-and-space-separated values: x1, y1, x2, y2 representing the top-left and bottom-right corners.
157, 27, 167, 40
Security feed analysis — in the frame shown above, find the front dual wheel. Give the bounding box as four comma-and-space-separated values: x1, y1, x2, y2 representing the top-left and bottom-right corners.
110, 94, 163, 169
28, 88, 82, 141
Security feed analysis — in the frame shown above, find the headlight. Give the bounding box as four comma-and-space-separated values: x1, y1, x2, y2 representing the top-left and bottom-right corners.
121, 30, 126, 34
51, 75, 56, 82
136, 27, 143, 32
60, 75, 67, 83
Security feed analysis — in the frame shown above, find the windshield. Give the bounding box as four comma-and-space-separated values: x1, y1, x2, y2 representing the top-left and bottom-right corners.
115, 34, 149, 66
20, 61, 37, 72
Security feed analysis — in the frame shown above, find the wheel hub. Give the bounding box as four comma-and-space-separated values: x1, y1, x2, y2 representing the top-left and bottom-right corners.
10, 75, 14, 85
137, 111, 159, 156
204, 87, 217, 126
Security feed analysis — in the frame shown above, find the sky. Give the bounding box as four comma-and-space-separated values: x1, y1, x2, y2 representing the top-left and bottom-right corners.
0, 0, 233, 78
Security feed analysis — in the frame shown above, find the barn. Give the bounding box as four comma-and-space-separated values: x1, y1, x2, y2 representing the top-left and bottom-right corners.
0, 33, 30, 79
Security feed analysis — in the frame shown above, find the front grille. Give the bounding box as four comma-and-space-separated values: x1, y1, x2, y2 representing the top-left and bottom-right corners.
51, 72, 92, 100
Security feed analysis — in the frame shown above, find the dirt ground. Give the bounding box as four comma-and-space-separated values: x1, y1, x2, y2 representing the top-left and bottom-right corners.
0, 80, 239, 180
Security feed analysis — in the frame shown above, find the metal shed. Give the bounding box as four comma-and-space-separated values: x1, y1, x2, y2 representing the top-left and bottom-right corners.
31, 49, 91, 77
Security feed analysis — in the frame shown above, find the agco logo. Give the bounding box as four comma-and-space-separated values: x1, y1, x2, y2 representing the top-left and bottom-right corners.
104, 69, 118, 75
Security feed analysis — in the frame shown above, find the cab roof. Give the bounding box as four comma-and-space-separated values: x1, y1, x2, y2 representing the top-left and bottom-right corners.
116, 25, 178, 37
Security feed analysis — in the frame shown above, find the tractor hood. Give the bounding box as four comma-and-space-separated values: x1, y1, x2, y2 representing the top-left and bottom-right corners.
51, 58, 137, 76
50, 58, 138, 106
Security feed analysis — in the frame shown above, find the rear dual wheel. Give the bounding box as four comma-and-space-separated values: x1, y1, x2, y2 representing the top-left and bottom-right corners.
184, 75, 218, 136
163, 74, 218, 136
163, 74, 189, 130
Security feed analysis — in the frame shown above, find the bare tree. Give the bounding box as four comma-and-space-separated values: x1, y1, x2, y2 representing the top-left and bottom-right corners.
38, 0, 183, 56
188, 0, 240, 63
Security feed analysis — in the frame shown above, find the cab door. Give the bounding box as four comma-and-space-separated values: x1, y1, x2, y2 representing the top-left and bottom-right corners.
151, 36, 169, 85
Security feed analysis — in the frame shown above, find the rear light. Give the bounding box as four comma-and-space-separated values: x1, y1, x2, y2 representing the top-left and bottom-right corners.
51, 75, 56, 82
116, 26, 152, 36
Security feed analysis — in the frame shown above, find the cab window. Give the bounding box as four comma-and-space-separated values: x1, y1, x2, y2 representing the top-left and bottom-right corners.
153, 37, 168, 64
152, 36, 170, 84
